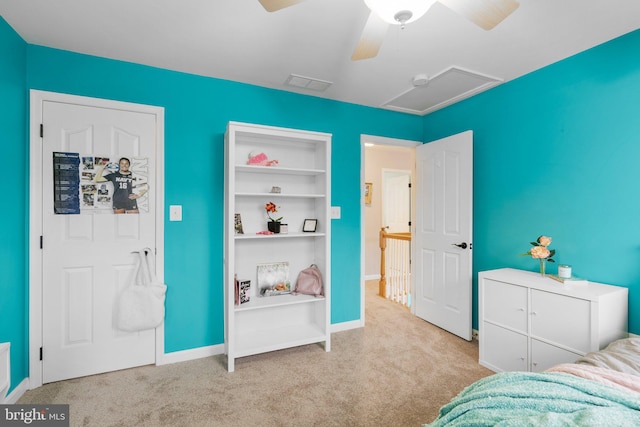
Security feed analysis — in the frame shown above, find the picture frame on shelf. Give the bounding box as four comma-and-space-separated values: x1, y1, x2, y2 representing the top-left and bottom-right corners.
235, 277, 251, 305
364, 182, 373, 204
303, 219, 318, 232
234, 213, 244, 234
257, 262, 291, 297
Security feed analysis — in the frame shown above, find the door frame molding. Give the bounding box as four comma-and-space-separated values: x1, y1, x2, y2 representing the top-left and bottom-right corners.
360, 134, 420, 325
28, 90, 166, 389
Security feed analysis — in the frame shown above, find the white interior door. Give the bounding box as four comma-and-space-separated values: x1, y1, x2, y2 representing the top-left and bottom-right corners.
414, 131, 473, 340
383, 170, 411, 232
41, 100, 158, 383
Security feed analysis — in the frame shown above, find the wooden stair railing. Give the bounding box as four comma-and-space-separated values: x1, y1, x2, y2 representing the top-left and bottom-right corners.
379, 227, 412, 306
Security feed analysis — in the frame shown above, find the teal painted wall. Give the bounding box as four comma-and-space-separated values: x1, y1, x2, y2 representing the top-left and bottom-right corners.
0, 17, 27, 396
424, 29, 640, 334
24, 46, 423, 353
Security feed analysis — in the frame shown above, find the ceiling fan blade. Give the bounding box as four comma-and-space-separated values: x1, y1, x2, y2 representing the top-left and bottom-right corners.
351, 11, 389, 61
438, 0, 520, 30
258, 0, 305, 12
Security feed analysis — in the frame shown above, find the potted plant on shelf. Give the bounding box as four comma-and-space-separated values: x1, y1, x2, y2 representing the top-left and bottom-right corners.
265, 202, 282, 233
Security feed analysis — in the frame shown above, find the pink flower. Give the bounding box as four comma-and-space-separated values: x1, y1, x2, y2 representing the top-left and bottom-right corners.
538, 236, 552, 247
530, 245, 550, 259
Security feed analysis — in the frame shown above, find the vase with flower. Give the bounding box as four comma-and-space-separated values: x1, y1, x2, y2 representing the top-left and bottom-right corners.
521, 235, 555, 276
265, 202, 282, 233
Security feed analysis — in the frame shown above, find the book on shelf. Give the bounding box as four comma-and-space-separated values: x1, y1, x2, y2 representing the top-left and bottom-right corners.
547, 274, 588, 285
235, 275, 251, 305
238, 280, 251, 304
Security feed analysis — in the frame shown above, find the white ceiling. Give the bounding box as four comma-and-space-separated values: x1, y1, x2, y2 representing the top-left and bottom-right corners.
3, 0, 640, 115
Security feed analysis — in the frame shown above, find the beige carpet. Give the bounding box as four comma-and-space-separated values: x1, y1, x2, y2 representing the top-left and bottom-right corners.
18, 281, 492, 426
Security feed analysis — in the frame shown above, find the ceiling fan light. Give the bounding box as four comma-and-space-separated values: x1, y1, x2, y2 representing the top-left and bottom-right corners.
364, 0, 436, 25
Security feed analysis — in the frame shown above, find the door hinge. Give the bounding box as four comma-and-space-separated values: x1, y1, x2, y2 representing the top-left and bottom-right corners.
39, 347, 43, 361
408, 183, 412, 188
40, 124, 43, 138
40, 235, 43, 249
408, 221, 412, 226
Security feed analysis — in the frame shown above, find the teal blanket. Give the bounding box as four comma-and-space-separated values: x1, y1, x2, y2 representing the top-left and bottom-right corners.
425, 372, 640, 426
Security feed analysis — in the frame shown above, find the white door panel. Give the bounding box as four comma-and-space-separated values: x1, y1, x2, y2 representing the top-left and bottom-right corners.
42, 101, 157, 383
383, 171, 411, 232
414, 131, 473, 340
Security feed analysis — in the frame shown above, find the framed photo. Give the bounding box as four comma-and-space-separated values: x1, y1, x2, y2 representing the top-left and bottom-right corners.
303, 219, 318, 232
257, 262, 291, 297
364, 182, 373, 204
234, 213, 244, 234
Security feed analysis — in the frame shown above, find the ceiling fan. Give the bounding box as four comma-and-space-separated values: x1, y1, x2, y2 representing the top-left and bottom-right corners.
258, 0, 520, 60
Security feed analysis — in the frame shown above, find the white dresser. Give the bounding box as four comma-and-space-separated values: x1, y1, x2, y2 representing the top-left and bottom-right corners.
479, 268, 628, 373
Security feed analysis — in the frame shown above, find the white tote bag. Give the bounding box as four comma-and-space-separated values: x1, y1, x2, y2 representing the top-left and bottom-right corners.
117, 249, 167, 332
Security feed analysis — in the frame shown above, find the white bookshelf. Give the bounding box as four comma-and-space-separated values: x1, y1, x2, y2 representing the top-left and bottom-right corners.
224, 121, 331, 372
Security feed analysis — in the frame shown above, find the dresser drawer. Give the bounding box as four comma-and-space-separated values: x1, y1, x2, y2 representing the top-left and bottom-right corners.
482, 279, 527, 333
530, 289, 591, 353
531, 338, 581, 372
481, 322, 528, 372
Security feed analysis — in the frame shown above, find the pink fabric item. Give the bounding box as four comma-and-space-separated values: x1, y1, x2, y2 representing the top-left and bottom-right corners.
546, 363, 640, 394
248, 152, 268, 165
247, 152, 279, 166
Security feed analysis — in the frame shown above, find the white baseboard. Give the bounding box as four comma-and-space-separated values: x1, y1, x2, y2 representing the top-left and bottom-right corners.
629, 333, 639, 338
331, 320, 363, 333
364, 274, 380, 281
160, 322, 363, 365
158, 344, 225, 366
4, 378, 29, 404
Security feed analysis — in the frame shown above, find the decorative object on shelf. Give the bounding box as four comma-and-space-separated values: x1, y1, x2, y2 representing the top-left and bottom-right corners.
303, 218, 318, 232
257, 262, 291, 296
520, 235, 555, 276
234, 213, 244, 235
547, 274, 587, 286
364, 182, 373, 204
280, 223, 288, 234
247, 150, 279, 166
265, 201, 282, 233
270, 186, 281, 193
235, 277, 251, 305
558, 264, 572, 279
267, 222, 280, 233
292, 264, 324, 297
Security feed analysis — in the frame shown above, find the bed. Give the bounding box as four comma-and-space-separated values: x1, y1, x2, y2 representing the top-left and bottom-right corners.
425, 338, 640, 426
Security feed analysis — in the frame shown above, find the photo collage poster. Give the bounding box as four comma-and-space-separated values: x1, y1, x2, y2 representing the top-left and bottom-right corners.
54, 152, 150, 214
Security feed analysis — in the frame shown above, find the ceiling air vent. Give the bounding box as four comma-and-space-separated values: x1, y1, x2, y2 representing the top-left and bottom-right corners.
284, 74, 333, 92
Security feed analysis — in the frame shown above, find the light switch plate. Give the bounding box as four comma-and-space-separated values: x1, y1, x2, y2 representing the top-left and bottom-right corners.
331, 206, 341, 219
170, 205, 182, 221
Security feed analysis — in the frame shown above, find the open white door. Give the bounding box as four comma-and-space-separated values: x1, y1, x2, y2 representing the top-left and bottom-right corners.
414, 131, 473, 340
